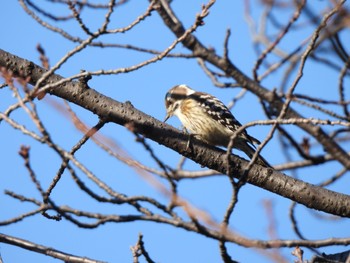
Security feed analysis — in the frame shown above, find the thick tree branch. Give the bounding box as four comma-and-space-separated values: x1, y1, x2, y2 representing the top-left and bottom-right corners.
1, 49, 350, 217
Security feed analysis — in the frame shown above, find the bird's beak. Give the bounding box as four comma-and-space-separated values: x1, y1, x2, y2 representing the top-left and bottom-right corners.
164, 112, 171, 122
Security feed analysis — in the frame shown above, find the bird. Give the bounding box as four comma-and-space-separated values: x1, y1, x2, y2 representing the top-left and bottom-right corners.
164, 84, 270, 167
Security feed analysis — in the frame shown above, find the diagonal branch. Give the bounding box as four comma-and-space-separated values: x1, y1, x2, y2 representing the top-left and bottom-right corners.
0, 232, 105, 263
1, 48, 350, 217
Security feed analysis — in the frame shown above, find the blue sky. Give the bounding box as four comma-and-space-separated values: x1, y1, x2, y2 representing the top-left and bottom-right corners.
1, 1, 350, 262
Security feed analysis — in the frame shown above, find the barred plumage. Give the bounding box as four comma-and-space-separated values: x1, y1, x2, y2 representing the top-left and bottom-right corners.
164, 84, 270, 167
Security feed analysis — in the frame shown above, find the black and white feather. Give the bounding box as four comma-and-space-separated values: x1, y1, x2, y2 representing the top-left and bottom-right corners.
164, 84, 270, 167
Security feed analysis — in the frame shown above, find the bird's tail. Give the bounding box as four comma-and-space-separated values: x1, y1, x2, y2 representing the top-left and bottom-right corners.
238, 142, 271, 168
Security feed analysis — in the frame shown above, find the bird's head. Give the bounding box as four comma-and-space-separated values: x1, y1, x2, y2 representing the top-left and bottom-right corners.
164, 84, 195, 122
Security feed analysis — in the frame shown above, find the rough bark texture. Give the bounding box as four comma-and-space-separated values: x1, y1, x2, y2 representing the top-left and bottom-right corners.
1, 48, 350, 217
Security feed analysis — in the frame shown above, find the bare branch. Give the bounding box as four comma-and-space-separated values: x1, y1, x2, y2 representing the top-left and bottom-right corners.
0, 233, 106, 263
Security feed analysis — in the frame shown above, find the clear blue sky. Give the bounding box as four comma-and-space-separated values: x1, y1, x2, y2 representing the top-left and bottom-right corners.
1, 1, 350, 262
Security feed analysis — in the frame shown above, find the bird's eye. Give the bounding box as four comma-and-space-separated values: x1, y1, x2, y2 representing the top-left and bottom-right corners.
165, 93, 172, 101
165, 94, 173, 109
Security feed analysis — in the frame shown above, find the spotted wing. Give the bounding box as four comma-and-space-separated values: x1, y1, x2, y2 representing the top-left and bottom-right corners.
189, 92, 257, 144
